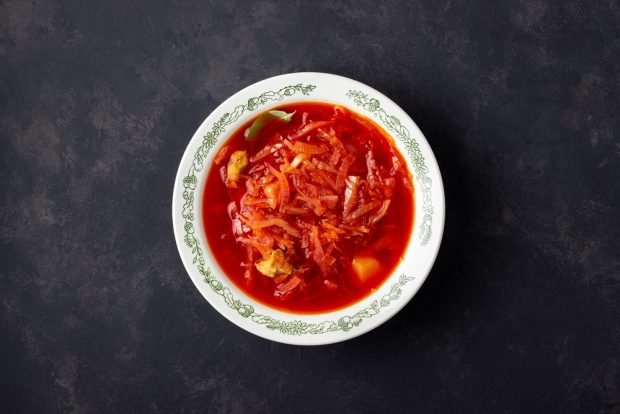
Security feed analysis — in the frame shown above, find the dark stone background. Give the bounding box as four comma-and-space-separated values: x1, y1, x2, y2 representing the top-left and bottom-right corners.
1, 1, 619, 413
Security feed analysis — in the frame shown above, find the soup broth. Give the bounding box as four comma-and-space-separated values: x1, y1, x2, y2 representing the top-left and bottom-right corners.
203, 102, 414, 313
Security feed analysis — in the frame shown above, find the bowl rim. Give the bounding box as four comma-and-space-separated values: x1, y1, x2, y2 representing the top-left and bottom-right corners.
172, 72, 445, 345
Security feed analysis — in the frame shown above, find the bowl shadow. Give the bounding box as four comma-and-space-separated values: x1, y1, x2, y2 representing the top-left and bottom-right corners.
342, 92, 477, 348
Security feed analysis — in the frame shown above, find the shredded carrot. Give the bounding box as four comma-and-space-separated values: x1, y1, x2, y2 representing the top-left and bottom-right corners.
319, 194, 339, 209
214, 145, 232, 165
297, 194, 325, 216
293, 141, 328, 155
284, 206, 312, 215
290, 153, 309, 168
267, 164, 290, 213
241, 196, 271, 207
251, 218, 300, 237
321, 221, 346, 234
283, 139, 295, 150
289, 121, 332, 140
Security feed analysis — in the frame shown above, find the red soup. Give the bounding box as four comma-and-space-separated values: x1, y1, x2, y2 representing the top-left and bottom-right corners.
203, 102, 414, 313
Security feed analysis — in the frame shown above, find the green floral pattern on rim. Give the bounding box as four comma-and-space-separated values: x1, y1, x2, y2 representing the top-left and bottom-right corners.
181, 83, 430, 336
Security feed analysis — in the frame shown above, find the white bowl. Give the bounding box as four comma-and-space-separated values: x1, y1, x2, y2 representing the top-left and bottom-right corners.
172, 72, 445, 345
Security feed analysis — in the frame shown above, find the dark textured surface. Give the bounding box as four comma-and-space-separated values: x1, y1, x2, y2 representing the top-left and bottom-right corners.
1, 0, 619, 412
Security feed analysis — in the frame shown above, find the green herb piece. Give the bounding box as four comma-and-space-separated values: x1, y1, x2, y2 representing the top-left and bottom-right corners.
244, 110, 296, 141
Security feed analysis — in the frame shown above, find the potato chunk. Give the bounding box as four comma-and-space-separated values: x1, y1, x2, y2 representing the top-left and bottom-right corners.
227, 150, 248, 186
351, 256, 381, 284
255, 249, 293, 278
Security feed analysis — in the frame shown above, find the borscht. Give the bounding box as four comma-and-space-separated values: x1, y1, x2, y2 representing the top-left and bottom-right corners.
203, 102, 414, 313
